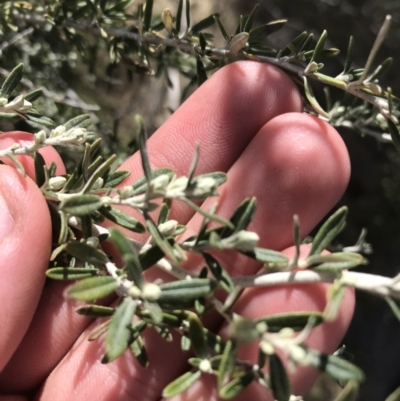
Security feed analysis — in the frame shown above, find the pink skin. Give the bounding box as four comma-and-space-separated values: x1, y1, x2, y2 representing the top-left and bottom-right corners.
0, 61, 353, 400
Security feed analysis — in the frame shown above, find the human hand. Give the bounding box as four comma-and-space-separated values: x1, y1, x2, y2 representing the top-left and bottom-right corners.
0, 61, 354, 401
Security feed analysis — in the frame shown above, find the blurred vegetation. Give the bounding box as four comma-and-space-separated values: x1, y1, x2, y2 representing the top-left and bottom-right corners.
0, 0, 400, 399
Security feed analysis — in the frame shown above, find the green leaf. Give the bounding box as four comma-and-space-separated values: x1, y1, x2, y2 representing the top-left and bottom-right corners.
24, 88, 43, 102
131, 334, 149, 367
386, 386, 400, 401
181, 334, 191, 351
104, 170, 130, 188
82, 154, 117, 193
191, 13, 218, 34
308, 350, 365, 382
229, 317, 258, 343
188, 313, 208, 359
333, 380, 358, 401
103, 297, 137, 363
158, 278, 217, 304
344, 36, 355, 73
218, 340, 237, 389
46, 267, 99, 280
228, 32, 249, 55
143, 0, 153, 30
257, 311, 324, 332
65, 242, 107, 265
61, 194, 103, 216
24, 113, 54, 127
196, 57, 207, 86
387, 119, 400, 155
157, 202, 170, 225
219, 371, 254, 399
138, 310, 186, 328
243, 4, 259, 32
185, 0, 190, 29
221, 197, 257, 238
367, 57, 392, 82
162, 370, 201, 397
304, 76, 329, 118
325, 281, 346, 321
214, 15, 229, 41
64, 114, 92, 130
0, 63, 24, 98
176, 0, 183, 33
88, 319, 112, 341
310, 30, 327, 63
385, 297, 400, 323
138, 242, 168, 270
109, 228, 144, 288
75, 304, 115, 317
199, 32, 207, 52
100, 206, 145, 233
309, 206, 348, 256
65, 276, 119, 301
306, 252, 366, 271
34, 151, 46, 188
270, 354, 291, 401
203, 252, 235, 293
242, 247, 289, 268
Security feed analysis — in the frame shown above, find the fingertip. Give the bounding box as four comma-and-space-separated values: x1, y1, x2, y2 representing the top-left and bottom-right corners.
0, 165, 52, 370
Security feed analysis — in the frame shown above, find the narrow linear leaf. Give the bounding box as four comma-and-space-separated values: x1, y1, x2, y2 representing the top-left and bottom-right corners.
218, 340, 237, 389
61, 194, 103, 216
65, 241, 107, 265
385, 297, 400, 323
103, 297, 137, 363
75, 304, 115, 317
203, 252, 234, 293
46, 267, 99, 280
219, 371, 254, 399
135, 114, 152, 182
257, 312, 324, 332
196, 57, 207, 86
333, 380, 358, 401
24, 113, 54, 127
158, 278, 217, 303
143, 0, 154, 30
309, 206, 348, 256
65, 276, 119, 301
157, 202, 170, 225
243, 4, 259, 32
88, 319, 111, 341
139, 242, 167, 270
344, 36, 354, 73
304, 76, 329, 118
109, 228, 144, 288
387, 119, 400, 155
132, 168, 174, 195
0, 63, 24, 98
131, 334, 149, 367
306, 252, 366, 271
191, 13, 218, 34
64, 114, 92, 130
82, 154, 117, 193
214, 15, 229, 41
308, 350, 365, 382
228, 32, 249, 55
221, 197, 257, 238
176, 0, 183, 33
270, 354, 291, 401
386, 386, 400, 401
162, 370, 201, 398
199, 32, 207, 52
34, 151, 46, 188
100, 206, 145, 233
24, 88, 43, 102
104, 170, 130, 188
185, 0, 190, 29
188, 313, 208, 359
310, 30, 327, 63
242, 247, 289, 267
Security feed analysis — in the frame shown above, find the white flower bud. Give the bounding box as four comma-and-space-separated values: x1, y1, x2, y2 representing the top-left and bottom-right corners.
129, 286, 142, 298
51, 125, 66, 137
290, 345, 307, 363
165, 176, 188, 197
91, 177, 104, 190
86, 236, 99, 248
260, 341, 275, 355
0, 97, 8, 107
199, 359, 212, 373
158, 220, 178, 236
101, 196, 112, 207
34, 130, 47, 145
221, 230, 259, 252
150, 174, 171, 195
189, 176, 217, 197
142, 283, 161, 301
279, 327, 295, 338
48, 176, 67, 191
120, 186, 135, 199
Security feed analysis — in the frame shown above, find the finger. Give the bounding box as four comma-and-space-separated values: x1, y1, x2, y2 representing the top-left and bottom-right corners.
0, 166, 53, 372
0, 131, 66, 180
0, 61, 303, 394
36, 113, 350, 401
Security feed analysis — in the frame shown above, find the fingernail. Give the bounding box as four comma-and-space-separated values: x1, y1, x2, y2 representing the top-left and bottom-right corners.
0, 194, 13, 243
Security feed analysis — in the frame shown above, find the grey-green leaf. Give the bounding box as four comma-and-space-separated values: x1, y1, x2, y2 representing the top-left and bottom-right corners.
306, 252, 366, 271
46, 267, 99, 280
65, 276, 119, 301
162, 370, 202, 397
203, 252, 235, 293
219, 371, 254, 399
75, 304, 115, 317
0, 63, 24, 98
65, 242, 107, 265
218, 340, 237, 389
188, 313, 208, 359
309, 206, 348, 256
103, 297, 137, 363
61, 195, 103, 216
257, 311, 324, 332
104, 170, 130, 188
270, 354, 291, 401
242, 247, 289, 267
100, 206, 145, 233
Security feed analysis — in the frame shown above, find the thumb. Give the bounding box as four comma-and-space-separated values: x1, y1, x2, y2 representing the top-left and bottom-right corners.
0, 165, 52, 371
